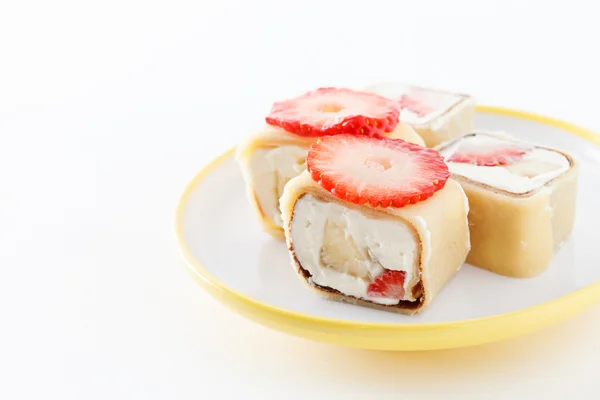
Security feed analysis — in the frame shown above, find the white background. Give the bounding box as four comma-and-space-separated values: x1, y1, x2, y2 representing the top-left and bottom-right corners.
2, 0, 600, 398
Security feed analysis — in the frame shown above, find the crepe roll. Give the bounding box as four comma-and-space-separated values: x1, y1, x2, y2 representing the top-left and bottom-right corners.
364, 82, 476, 147
437, 131, 579, 278
280, 134, 470, 314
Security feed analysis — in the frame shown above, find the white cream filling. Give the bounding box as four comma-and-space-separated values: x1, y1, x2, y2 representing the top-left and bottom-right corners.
291, 194, 419, 306
439, 133, 571, 194
364, 82, 464, 126
248, 145, 308, 226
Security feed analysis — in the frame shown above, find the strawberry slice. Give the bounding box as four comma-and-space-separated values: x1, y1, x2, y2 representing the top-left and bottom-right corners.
265, 87, 399, 137
367, 270, 406, 300
306, 134, 450, 208
448, 140, 528, 166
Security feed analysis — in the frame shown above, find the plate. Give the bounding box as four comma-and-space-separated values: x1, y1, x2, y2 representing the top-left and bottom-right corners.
175, 106, 600, 351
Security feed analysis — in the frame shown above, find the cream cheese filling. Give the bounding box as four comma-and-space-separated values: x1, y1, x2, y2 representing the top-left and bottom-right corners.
291, 194, 419, 305
439, 133, 571, 194
248, 144, 308, 226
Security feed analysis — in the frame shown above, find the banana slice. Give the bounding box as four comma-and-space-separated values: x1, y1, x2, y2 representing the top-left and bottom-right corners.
320, 218, 371, 279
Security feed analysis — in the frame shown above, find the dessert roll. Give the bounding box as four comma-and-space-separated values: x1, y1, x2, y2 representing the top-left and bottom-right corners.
364, 82, 476, 147
437, 131, 579, 278
280, 134, 470, 314
236, 87, 425, 240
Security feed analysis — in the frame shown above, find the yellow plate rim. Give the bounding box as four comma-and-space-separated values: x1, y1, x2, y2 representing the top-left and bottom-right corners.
175, 105, 600, 350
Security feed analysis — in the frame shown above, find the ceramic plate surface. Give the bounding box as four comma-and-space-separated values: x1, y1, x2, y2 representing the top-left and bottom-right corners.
176, 106, 600, 351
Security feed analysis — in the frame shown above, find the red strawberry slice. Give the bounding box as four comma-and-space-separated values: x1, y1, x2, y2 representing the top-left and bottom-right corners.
265, 87, 400, 137
448, 140, 528, 166
306, 134, 450, 208
367, 270, 406, 300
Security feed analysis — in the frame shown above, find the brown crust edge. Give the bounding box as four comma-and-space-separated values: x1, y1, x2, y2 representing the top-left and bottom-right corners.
438, 132, 577, 198
287, 192, 426, 315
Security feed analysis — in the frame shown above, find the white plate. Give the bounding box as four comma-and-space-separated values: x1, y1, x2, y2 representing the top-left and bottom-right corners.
176, 106, 600, 351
